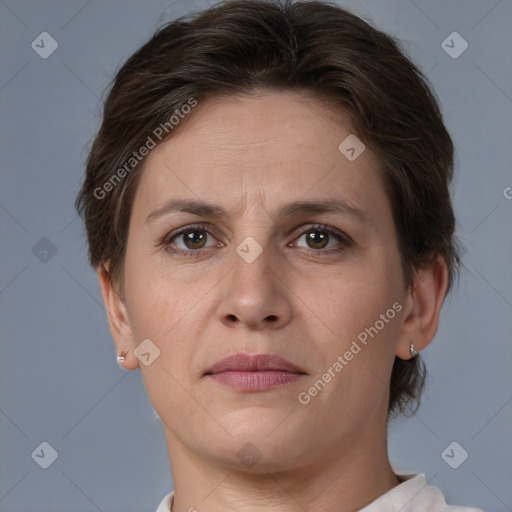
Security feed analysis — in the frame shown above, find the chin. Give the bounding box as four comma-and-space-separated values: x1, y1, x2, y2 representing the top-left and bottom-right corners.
204, 414, 311, 470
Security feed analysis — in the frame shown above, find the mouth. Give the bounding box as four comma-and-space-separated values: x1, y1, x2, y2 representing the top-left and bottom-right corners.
204, 353, 307, 391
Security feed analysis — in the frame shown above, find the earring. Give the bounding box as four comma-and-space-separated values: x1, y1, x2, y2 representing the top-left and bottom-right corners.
117, 351, 128, 364
410, 343, 419, 358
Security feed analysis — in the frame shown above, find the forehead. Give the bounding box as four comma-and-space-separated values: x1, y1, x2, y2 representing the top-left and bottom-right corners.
132, 91, 387, 220
155, 91, 357, 164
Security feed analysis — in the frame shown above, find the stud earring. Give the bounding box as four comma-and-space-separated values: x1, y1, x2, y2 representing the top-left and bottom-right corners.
117, 351, 128, 364
410, 343, 418, 358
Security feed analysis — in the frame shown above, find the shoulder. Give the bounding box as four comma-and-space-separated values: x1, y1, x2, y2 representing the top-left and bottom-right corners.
358, 474, 485, 512
155, 479, 485, 512
155, 491, 173, 512
443, 507, 486, 512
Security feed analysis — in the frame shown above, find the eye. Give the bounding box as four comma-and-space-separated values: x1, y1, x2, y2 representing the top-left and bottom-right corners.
292, 224, 352, 252
163, 224, 221, 256
161, 222, 352, 258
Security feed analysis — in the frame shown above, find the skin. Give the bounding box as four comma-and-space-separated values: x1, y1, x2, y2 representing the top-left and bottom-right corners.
98, 90, 448, 512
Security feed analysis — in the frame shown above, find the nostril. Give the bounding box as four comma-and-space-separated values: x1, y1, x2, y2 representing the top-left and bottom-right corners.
266, 315, 278, 322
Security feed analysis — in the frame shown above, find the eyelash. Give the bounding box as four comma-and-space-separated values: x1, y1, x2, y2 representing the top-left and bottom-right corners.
161, 223, 353, 258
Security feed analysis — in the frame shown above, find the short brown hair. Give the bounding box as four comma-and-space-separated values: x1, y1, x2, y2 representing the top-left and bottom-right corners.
75, 0, 460, 418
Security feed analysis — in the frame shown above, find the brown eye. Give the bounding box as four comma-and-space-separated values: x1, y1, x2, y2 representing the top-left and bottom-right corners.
180, 230, 208, 249
165, 225, 219, 256
304, 230, 330, 249
292, 224, 352, 254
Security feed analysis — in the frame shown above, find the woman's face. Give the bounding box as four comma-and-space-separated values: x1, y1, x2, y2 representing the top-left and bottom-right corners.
115, 91, 415, 471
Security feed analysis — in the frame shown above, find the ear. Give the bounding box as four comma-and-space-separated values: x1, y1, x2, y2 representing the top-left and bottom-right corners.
97, 264, 139, 370
395, 256, 449, 360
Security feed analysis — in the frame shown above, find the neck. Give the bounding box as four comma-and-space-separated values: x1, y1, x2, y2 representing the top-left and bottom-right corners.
165, 426, 400, 512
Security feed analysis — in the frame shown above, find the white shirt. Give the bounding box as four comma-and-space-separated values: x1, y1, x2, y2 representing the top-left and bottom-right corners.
155, 474, 485, 511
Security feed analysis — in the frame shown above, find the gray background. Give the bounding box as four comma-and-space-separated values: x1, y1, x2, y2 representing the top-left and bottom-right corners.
0, 0, 511, 511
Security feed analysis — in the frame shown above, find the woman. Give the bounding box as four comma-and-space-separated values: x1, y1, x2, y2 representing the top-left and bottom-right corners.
75, 1, 484, 510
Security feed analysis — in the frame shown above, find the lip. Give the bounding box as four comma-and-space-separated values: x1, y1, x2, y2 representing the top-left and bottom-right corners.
204, 353, 306, 391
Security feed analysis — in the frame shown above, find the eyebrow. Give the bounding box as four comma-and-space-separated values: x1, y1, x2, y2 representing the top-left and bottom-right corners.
145, 198, 373, 226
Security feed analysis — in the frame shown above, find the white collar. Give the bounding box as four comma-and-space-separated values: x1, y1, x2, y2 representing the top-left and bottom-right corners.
155, 474, 483, 512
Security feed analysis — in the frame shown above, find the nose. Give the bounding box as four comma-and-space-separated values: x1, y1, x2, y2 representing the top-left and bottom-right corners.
216, 242, 292, 330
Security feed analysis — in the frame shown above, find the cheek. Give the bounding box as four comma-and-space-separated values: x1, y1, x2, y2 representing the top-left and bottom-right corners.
124, 245, 185, 334
127, 281, 195, 346
125, 272, 201, 410
322, 266, 396, 319
313, 260, 403, 364
123, 260, 209, 376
